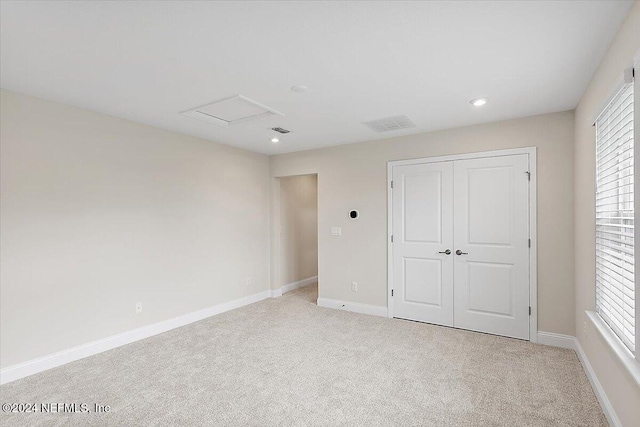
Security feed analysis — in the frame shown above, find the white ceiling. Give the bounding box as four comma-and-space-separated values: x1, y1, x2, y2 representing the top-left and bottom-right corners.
0, 1, 633, 155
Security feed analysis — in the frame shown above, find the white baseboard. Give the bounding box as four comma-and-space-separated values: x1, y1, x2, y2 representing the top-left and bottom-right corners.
270, 288, 283, 298
0, 291, 622, 427
317, 297, 387, 317
0, 289, 271, 385
537, 331, 577, 350
270, 275, 317, 298
537, 331, 621, 427
281, 275, 317, 294
534, 331, 620, 426
574, 338, 622, 427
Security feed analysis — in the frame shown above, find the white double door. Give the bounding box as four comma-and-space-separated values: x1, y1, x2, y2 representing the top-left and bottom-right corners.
391, 154, 530, 340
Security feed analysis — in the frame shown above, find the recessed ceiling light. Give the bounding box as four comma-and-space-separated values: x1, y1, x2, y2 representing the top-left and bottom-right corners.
470, 97, 488, 107
271, 137, 280, 143
291, 85, 308, 93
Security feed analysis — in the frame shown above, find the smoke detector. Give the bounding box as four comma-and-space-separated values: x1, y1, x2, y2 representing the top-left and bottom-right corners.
182, 95, 283, 127
362, 115, 415, 133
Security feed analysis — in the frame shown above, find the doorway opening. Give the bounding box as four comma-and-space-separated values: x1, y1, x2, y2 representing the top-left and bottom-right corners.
273, 174, 318, 302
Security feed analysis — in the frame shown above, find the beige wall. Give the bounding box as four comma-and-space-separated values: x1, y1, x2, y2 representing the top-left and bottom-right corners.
271, 111, 575, 336
574, 2, 640, 425
279, 175, 318, 286
0, 90, 271, 368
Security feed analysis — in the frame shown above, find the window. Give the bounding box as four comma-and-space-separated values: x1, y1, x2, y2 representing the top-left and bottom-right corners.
595, 73, 635, 353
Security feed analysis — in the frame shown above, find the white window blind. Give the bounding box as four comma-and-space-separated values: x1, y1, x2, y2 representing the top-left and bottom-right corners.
595, 78, 635, 352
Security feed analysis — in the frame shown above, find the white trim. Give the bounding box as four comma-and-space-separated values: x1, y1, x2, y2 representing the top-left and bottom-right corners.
586, 311, 640, 387
270, 288, 283, 298
387, 147, 538, 167
592, 67, 634, 125
387, 147, 538, 342
317, 297, 388, 317
528, 148, 538, 343
537, 331, 576, 350
270, 275, 318, 297
575, 337, 623, 427
0, 289, 271, 385
281, 275, 318, 294
387, 160, 394, 319
636, 51, 640, 355
534, 331, 622, 427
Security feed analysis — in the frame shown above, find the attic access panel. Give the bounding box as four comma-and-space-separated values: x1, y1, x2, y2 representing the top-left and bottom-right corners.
182, 95, 284, 127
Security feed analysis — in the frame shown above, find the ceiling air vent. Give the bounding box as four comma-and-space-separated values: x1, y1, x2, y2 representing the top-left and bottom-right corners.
182, 95, 283, 128
362, 115, 415, 133
271, 127, 290, 134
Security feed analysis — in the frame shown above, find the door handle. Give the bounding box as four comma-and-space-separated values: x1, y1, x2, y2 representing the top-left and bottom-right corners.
455, 250, 468, 255
438, 249, 451, 255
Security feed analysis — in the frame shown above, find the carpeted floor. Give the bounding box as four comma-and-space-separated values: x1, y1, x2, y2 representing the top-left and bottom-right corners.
1, 284, 606, 426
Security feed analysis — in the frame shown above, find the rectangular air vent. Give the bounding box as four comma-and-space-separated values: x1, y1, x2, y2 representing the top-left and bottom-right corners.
362, 115, 415, 133
271, 127, 290, 134
182, 95, 283, 127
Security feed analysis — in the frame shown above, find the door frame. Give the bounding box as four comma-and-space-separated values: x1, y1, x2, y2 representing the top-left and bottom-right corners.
387, 147, 538, 343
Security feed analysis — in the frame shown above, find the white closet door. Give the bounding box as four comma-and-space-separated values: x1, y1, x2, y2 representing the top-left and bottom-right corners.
452, 154, 530, 339
392, 162, 454, 326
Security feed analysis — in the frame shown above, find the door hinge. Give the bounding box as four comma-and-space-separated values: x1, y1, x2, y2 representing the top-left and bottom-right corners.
391, 180, 394, 189
525, 171, 531, 181
391, 235, 394, 243
391, 289, 394, 297
529, 306, 532, 316
528, 238, 531, 248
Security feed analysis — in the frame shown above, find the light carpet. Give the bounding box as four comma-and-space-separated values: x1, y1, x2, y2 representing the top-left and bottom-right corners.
0, 284, 606, 426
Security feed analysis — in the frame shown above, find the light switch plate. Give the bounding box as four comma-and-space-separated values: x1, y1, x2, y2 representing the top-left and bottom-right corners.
331, 227, 342, 236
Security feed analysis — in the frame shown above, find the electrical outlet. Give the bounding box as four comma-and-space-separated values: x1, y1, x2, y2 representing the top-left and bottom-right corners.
331, 227, 342, 236
351, 281, 358, 292
136, 302, 142, 314
246, 277, 252, 287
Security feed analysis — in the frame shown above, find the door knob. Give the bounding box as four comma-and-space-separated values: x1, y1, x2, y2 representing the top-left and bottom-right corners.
456, 250, 468, 255
438, 249, 451, 255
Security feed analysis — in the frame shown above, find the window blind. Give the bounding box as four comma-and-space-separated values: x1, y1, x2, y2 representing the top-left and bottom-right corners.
595, 79, 635, 352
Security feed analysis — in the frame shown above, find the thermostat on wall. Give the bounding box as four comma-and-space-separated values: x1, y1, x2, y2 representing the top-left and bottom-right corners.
349, 210, 359, 220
